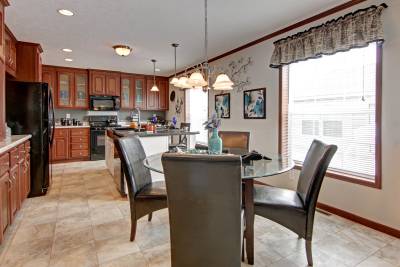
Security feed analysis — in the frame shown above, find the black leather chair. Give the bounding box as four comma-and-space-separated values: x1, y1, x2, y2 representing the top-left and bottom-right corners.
253, 140, 337, 266
114, 136, 168, 241
162, 153, 243, 267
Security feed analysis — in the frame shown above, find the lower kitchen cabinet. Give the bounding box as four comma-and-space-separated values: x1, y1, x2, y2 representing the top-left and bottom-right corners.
0, 139, 31, 243
51, 127, 90, 163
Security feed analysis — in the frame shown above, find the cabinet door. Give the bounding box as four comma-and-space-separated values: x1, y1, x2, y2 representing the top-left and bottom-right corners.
134, 77, 146, 109
74, 72, 88, 108
42, 67, 56, 91
90, 71, 106, 95
57, 71, 74, 108
25, 155, 30, 198
52, 129, 69, 161
9, 166, 18, 223
121, 75, 134, 109
158, 80, 168, 110
0, 2, 4, 62
106, 73, 120, 96
0, 172, 10, 238
146, 79, 159, 110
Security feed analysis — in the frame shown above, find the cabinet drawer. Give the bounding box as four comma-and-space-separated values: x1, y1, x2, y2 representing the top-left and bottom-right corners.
70, 128, 89, 136
18, 144, 26, 162
70, 150, 89, 159
0, 153, 9, 177
55, 128, 69, 137
70, 136, 89, 144
10, 148, 19, 167
71, 143, 89, 150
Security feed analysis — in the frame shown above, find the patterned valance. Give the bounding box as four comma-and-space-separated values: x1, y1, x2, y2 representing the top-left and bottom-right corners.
269, 4, 387, 68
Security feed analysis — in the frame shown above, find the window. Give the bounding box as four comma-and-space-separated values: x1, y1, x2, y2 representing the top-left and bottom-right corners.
280, 42, 382, 188
185, 88, 208, 143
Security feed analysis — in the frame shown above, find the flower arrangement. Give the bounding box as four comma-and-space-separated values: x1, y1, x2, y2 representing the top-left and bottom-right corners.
203, 113, 221, 130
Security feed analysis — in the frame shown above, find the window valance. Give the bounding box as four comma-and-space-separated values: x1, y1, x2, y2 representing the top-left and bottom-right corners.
269, 4, 387, 68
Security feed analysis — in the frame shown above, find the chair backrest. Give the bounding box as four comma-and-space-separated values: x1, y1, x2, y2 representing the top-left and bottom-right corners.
296, 139, 337, 208
180, 122, 191, 130
162, 153, 242, 267
219, 131, 250, 150
114, 136, 152, 197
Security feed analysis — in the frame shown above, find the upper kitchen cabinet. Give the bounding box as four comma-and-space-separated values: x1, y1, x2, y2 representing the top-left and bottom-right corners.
4, 26, 16, 77
74, 69, 88, 109
146, 78, 159, 110
158, 79, 168, 110
106, 72, 120, 96
16, 42, 42, 82
42, 65, 56, 91
57, 70, 74, 108
146, 78, 169, 111
89, 70, 120, 96
134, 76, 146, 109
0, 1, 8, 63
120, 74, 134, 110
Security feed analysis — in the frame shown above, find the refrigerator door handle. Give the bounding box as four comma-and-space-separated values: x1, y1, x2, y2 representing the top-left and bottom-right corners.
49, 88, 55, 145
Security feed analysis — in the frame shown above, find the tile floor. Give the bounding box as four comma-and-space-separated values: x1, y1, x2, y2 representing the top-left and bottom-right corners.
0, 160, 398, 267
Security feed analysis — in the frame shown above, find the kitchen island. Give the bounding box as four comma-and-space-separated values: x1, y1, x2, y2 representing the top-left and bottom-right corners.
106, 128, 199, 196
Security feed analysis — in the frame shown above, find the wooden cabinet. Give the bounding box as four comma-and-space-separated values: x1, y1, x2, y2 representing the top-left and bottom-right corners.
51, 127, 90, 162
158, 80, 168, 110
0, 0, 7, 141
0, 1, 6, 62
4, 27, 17, 76
0, 139, 30, 243
52, 129, 69, 161
42, 66, 56, 91
121, 74, 134, 109
146, 78, 159, 110
74, 70, 88, 108
134, 76, 146, 109
57, 70, 74, 108
145, 78, 169, 110
89, 70, 120, 96
16, 42, 43, 82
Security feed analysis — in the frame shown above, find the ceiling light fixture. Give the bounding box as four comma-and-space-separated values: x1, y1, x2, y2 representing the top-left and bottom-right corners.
151, 59, 159, 92
113, 45, 132, 57
62, 48, 72, 52
170, 43, 180, 86
57, 9, 74, 16
155, 68, 161, 72
64, 58, 73, 62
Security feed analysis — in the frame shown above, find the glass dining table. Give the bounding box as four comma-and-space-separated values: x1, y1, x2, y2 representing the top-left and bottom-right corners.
143, 150, 294, 265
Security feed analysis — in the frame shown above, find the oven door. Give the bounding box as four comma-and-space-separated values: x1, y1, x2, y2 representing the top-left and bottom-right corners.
90, 96, 116, 111
90, 129, 106, 160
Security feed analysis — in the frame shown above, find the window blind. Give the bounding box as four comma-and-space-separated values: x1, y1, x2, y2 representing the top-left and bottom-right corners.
281, 42, 378, 180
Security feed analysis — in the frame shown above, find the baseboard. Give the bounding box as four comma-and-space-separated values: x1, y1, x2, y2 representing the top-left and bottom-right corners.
317, 202, 400, 238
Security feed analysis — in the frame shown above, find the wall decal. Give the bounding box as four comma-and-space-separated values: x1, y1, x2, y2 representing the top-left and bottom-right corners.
243, 88, 266, 119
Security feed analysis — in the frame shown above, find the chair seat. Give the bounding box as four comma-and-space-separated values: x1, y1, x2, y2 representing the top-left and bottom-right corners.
254, 185, 304, 210
136, 181, 167, 199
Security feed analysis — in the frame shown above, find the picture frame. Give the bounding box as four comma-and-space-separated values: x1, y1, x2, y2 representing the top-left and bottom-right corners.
215, 93, 230, 119
243, 88, 266, 119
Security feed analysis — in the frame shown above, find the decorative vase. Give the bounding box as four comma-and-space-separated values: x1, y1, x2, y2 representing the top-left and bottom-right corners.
208, 128, 222, 154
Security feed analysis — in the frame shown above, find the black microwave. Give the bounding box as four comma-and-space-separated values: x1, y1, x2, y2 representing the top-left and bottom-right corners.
90, 96, 120, 111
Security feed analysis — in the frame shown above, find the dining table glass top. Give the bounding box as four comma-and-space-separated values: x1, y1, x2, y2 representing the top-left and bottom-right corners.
143, 149, 295, 180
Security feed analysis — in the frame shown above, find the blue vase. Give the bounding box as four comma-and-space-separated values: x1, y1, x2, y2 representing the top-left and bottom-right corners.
208, 128, 222, 154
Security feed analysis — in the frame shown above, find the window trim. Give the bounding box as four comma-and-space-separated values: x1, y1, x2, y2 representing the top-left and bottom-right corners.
279, 42, 382, 189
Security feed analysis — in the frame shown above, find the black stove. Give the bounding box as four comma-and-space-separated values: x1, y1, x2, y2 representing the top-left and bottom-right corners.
89, 115, 120, 160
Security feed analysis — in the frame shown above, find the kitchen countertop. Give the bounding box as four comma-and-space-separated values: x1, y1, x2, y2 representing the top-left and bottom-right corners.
54, 125, 90, 129
0, 135, 32, 154
112, 129, 200, 138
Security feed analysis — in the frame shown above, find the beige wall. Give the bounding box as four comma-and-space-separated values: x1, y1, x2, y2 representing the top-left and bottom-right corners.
167, 0, 400, 230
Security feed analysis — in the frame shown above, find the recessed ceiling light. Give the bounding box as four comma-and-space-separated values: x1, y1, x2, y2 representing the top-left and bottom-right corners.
113, 45, 132, 57
58, 9, 74, 16
155, 68, 161, 72
64, 58, 73, 62
62, 48, 72, 52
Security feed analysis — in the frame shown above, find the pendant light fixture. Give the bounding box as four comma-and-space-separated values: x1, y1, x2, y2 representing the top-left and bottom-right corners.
170, 44, 180, 86
150, 59, 159, 92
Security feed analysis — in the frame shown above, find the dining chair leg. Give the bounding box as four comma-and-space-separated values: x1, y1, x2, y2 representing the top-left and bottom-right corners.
148, 212, 153, 222
241, 235, 245, 262
306, 239, 313, 266
130, 219, 137, 242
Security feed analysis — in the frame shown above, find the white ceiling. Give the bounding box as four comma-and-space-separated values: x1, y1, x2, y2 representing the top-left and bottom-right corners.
6, 0, 348, 76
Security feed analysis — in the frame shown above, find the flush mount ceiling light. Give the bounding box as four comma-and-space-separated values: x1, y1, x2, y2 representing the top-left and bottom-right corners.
64, 58, 73, 62
155, 68, 161, 72
113, 45, 132, 57
151, 59, 159, 92
170, 43, 180, 86
57, 9, 74, 16
61, 48, 72, 52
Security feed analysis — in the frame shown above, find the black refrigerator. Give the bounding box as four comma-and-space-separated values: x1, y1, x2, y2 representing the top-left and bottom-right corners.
6, 81, 55, 197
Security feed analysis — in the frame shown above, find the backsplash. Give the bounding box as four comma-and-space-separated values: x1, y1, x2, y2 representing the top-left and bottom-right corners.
54, 109, 166, 122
